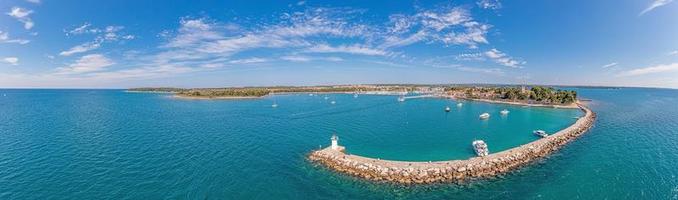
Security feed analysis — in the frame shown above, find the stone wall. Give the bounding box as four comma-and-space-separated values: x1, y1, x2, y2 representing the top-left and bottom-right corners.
308, 104, 596, 184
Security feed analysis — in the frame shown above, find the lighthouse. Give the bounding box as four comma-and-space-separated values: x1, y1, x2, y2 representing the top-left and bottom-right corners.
330, 134, 339, 150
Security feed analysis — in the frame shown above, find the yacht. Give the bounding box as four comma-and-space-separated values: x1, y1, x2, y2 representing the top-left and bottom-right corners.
271, 103, 278, 108
472, 140, 489, 157
457, 102, 463, 107
353, 93, 358, 98
500, 109, 510, 115
397, 96, 405, 102
533, 130, 549, 138
479, 113, 490, 120
330, 101, 336, 104
445, 106, 451, 112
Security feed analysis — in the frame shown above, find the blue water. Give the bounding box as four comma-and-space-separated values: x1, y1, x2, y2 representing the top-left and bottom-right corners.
1, 88, 677, 199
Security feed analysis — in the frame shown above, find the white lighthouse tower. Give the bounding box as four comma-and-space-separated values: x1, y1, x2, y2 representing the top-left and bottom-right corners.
330, 134, 339, 150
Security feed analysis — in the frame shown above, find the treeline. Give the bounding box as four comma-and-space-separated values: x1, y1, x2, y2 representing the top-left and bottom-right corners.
175, 86, 390, 98
449, 86, 578, 104
128, 87, 186, 92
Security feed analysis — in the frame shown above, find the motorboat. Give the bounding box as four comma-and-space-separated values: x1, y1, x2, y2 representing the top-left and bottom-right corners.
472, 140, 489, 157
445, 106, 451, 112
500, 109, 509, 115
479, 113, 490, 120
533, 130, 548, 138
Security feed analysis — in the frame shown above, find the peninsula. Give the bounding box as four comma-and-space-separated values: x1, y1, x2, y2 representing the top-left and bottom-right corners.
128, 85, 579, 107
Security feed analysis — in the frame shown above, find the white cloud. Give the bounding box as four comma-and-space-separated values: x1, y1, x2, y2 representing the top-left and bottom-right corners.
381, 6, 491, 48
59, 42, 102, 56
640, 0, 674, 16
484, 48, 525, 68
602, 62, 618, 68
56, 54, 115, 74
281, 55, 312, 62
60, 24, 133, 56
25, 0, 41, 3
229, 57, 268, 64
669, 50, 678, 56
306, 44, 388, 56
2, 57, 19, 65
455, 52, 485, 61
7, 7, 34, 30
618, 62, 678, 77
0, 30, 30, 44
477, 0, 502, 9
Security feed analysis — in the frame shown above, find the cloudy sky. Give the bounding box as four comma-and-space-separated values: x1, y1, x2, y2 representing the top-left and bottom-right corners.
0, 0, 677, 88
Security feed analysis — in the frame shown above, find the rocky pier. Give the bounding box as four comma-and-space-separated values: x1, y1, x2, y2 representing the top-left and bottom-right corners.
308, 104, 596, 184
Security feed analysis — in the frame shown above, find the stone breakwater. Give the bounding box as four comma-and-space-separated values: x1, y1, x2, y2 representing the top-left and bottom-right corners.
308, 104, 595, 184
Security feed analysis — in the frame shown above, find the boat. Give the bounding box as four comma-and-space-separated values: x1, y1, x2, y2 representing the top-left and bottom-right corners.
309, 93, 314, 96
500, 109, 509, 115
353, 93, 358, 98
397, 96, 405, 102
324, 96, 329, 100
445, 106, 451, 112
533, 130, 548, 138
479, 113, 490, 119
330, 101, 336, 104
457, 102, 463, 107
271, 103, 278, 108
472, 140, 489, 157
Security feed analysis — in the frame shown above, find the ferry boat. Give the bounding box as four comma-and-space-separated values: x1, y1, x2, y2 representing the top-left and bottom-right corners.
397, 96, 405, 102
533, 130, 549, 138
500, 109, 510, 115
472, 140, 489, 157
445, 106, 451, 112
457, 102, 463, 107
479, 113, 490, 119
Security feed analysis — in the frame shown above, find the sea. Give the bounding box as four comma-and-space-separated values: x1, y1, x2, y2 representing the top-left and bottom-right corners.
0, 88, 676, 199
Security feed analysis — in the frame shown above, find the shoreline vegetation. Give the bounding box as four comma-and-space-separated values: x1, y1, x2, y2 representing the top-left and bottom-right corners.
308, 104, 595, 184
128, 85, 579, 107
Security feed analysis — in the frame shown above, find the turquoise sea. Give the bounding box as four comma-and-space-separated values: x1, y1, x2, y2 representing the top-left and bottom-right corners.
1, 88, 677, 199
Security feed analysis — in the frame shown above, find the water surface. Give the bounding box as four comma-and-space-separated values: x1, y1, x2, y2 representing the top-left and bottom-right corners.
1, 88, 677, 199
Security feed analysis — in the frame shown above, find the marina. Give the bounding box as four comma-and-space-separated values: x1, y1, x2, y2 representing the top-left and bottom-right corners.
309, 104, 595, 184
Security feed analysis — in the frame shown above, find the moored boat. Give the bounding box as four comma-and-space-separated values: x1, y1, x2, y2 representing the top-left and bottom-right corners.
533, 130, 548, 138
500, 109, 509, 115
472, 140, 489, 157
457, 102, 463, 107
479, 113, 490, 119
397, 96, 405, 102
445, 106, 451, 112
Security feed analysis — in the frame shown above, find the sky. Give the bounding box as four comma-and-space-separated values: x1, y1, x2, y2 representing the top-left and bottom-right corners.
0, 0, 677, 89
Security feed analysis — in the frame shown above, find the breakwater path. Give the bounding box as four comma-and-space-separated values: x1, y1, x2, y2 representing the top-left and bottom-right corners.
308, 104, 596, 184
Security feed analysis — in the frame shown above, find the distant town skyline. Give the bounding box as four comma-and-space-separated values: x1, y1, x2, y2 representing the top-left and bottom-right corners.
0, 0, 677, 88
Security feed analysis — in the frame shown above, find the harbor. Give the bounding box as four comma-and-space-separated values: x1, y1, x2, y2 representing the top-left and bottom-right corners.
309, 104, 595, 184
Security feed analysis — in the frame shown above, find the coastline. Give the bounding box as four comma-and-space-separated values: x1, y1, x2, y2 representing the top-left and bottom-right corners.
172, 95, 262, 100
308, 103, 595, 184
443, 95, 579, 109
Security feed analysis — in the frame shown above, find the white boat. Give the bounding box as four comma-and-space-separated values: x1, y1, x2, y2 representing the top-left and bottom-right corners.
330, 101, 336, 104
533, 130, 549, 138
309, 93, 314, 96
479, 113, 490, 119
324, 96, 329, 100
353, 93, 358, 98
397, 96, 405, 102
500, 109, 509, 115
472, 140, 489, 157
271, 103, 278, 108
445, 106, 451, 112
457, 102, 463, 107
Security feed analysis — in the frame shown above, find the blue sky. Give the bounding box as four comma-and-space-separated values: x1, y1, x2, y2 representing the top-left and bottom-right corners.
0, 0, 677, 88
